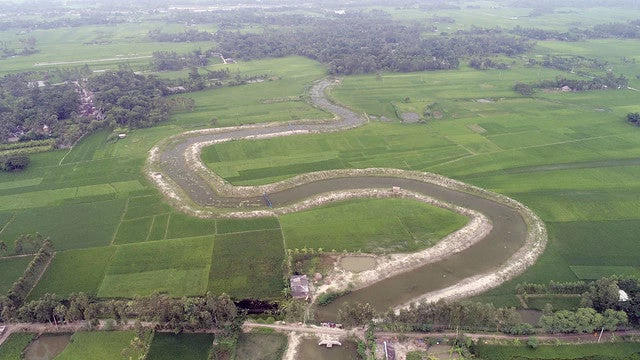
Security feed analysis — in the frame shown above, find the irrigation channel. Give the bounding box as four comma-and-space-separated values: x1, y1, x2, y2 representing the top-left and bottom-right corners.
147, 78, 547, 321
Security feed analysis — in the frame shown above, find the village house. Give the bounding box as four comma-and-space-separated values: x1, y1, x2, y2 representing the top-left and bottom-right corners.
290, 275, 309, 300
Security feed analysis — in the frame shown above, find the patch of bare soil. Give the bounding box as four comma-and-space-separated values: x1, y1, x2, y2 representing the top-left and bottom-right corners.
283, 332, 302, 360
401, 112, 421, 123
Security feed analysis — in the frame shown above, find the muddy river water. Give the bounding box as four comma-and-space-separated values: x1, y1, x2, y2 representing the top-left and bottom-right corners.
149, 78, 543, 320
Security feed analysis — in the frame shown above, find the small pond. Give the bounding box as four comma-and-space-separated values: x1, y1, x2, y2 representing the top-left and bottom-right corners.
295, 338, 359, 360
340, 256, 376, 273
23, 333, 71, 360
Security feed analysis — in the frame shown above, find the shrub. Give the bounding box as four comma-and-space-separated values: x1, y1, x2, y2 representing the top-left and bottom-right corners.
316, 290, 350, 306
0, 153, 30, 171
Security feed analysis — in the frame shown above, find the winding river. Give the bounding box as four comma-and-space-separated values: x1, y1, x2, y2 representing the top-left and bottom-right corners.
147, 78, 547, 320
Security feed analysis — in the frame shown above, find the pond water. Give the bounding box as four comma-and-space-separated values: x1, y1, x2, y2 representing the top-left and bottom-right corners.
340, 256, 377, 273
23, 333, 71, 360
295, 338, 359, 360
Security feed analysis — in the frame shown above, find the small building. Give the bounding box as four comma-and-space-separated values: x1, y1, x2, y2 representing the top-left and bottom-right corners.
118, 133, 127, 139
0, 325, 5, 335
620, 289, 630, 302
561, 85, 572, 92
290, 275, 309, 299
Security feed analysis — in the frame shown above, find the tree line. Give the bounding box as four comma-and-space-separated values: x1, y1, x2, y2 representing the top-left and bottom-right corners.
0, 233, 246, 336
150, 49, 215, 71
3, 291, 245, 335
380, 300, 536, 335
514, 73, 628, 96
510, 19, 640, 42
1, 238, 55, 321
214, 11, 533, 75
518, 277, 640, 328
147, 28, 215, 43
333, 299, 537, 335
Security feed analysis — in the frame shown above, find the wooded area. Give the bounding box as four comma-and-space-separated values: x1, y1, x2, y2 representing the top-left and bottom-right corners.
215, 12, 533, 74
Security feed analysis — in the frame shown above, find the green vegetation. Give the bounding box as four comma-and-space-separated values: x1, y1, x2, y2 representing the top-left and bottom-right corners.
525, 296, 582, 311
216, 217, 280, 234
147, 214, 170, 241
55, 331, 139, 360
29, 246, 115, 299
3, 240, 55, 314
98, 237, 214, 298
123, 196, 171, 220
317, 290, 351, 306
0, 154, 30, 172
171, 57, 328, 128
146, 333, 213, 360
165, 213, 216, 239
113, 217, 154, 245
570, 266, 640, 280
209, 229, 284, 299
0, 256, 33, 294
475, 342, 640, 360
0, 200, 126, 252
0, 333, 35, 360
280, 198, 468, 253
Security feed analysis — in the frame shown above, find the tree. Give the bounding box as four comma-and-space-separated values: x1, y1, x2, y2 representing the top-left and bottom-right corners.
67, 292, 92, 322
0, 154, 30, 172
589, 278, 620, 312
514, 82, 534, 96
121, 322, 152, 360
527, 336, 539, 349
337, 302, 376, 328
54, 304, 67, 325
13, 237, 24, 255
280, 299, 309, 323
602, 308, 628, 330
627, 112, 640, 125
625, 293, 640, 325
0, 241, 7, 256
